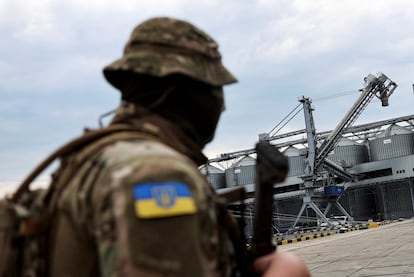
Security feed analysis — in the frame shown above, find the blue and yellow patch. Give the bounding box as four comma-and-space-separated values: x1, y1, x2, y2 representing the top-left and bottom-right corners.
133, 182, 197, 218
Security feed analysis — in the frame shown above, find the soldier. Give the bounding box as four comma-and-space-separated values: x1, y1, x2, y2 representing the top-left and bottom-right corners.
4, 17, 310, 276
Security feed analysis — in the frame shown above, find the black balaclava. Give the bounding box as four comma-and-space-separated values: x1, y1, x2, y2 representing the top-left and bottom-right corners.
119, 73, 224, 149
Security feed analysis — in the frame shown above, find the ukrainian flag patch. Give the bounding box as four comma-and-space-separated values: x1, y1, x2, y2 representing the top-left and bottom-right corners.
133, 182, 197, 218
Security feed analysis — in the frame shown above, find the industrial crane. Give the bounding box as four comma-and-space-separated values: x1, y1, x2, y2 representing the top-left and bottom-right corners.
267, 72, 397, 228
208, 72, 397, 229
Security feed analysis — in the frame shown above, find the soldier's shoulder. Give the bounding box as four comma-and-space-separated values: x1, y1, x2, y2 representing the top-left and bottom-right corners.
99, 139, 189, 168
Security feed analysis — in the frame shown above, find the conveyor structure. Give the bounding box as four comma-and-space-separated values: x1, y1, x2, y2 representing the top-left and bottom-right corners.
208, 72, 398, 229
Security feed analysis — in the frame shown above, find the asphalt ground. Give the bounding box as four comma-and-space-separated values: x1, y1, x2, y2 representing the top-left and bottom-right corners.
278, 219, 414, 276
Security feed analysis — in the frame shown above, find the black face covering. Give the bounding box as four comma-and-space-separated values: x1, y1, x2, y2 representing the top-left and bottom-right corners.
120, 74, 225, 149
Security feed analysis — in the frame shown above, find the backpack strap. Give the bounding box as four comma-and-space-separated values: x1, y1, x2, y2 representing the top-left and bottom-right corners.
12, 123, 159, 202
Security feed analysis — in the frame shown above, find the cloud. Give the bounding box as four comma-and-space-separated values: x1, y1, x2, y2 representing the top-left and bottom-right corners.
229, 0, 414, 79
1, 0, 414, 180
0, 175, 51, 198
0, 0, 71, 45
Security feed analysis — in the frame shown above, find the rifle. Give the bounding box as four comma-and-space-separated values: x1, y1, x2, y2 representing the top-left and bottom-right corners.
218, 141, 288, 276
250, 140, 288, 258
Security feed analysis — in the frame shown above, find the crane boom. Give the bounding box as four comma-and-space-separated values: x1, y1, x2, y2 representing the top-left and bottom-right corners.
260, 114, 414, 149
207, 72, 399, 231
208, 73, 398, 181
315, 72, 397, 169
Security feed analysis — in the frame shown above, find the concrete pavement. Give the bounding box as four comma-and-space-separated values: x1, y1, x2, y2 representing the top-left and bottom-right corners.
279, 219, 414, 276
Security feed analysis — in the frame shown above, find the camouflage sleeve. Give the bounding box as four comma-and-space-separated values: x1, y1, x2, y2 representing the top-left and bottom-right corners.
92, 140, 228, 277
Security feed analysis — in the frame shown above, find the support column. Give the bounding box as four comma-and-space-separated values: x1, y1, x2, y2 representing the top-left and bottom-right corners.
334, 201, 353, 222
409, 180, 414, 216
292, 195, 330, 229
380, 185, 387, 219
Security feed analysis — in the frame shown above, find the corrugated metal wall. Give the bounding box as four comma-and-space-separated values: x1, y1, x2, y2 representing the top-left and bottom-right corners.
225, 165, 256, 187
336, 181, 414, 221
369, 133, 414, 161
287, 156, 306, 176
328, 145, 369, 167
201, 165, 226, 189
375, 180, 414, 219
338, 188, 377, 221
206, 173, 226, 189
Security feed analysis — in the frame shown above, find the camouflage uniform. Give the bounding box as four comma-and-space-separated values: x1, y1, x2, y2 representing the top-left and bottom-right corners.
47, 17, 238, 276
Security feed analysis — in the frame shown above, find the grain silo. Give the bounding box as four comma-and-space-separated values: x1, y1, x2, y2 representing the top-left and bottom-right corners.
200, 164, 226, 189
283, 146, 306, 177
225, 156, 256, 187
328, 138, 369, 167
369, 124, 414, 161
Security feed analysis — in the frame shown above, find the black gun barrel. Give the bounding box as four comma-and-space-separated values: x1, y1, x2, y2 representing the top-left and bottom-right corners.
250, 141, 288, 258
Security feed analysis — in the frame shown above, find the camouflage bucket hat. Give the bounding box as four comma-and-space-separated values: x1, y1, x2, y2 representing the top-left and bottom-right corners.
103, 17, 237, 88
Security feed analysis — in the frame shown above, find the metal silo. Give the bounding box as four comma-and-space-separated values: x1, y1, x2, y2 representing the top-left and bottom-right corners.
328, 139, 369, 167
225, 156, 256, 187
369, 133, 414, 161
283, 147, 306, 177
200, 165, 226, 189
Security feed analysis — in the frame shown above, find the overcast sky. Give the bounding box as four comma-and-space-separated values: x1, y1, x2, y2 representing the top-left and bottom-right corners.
1, 0, 414, 190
